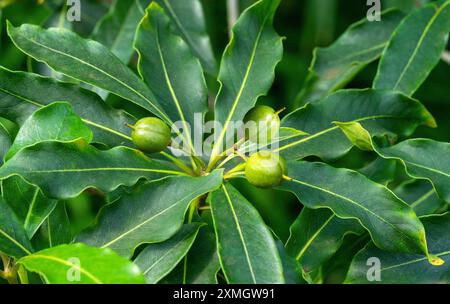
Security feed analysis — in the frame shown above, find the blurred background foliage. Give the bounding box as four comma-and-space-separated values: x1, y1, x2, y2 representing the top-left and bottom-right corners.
0, 0, 448, 257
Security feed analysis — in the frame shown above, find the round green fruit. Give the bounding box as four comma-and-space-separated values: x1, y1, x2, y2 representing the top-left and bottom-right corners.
130, 117, 171, 153
244, 105, 281, 143
245, 151, 286, 188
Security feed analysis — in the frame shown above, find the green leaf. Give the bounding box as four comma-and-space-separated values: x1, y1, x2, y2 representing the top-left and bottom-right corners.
296, 10, 404, 105
345, 213, 450, 284
395, 180, 447, 217
40, 203, 72, 248
0, 119, 12, 162
376, 139, 450, 203
0, 140, 181, 199
2, 175, 57, 238
160, 221, 221, 284
209, 183, 284, 283
358, 157, 397, 185
76, 171, 223, 258
278, 161, 429, 257
5, 102, 92, 161
154, 0, 217, 75
92, 0, 149, 64
0, 67, 135, 147
134, 3, 207, 153
285, 208, 364, 275
374, 2, 450, 96
18, 243, 145, 284
134, 223, 202, 283
278, 89, 435, 161
6, 22, 170, 123
210, 0, 283, 160
0, 197, 33, 258
276, 241, 306, 284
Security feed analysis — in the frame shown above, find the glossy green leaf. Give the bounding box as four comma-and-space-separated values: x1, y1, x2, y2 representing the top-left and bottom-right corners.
210, 183, 284, 283
160, 221, 221, 284
374, 2, 450, 96
5, 102, 92, 160
2, 175, 57, 238
134, 3, 207, 152
77, 171, 223, 257
134, 223, 202, 283
154, 0, 217, 75
276, 241, 306, 284
0, 67, 135, 147
210, 0, 283, 159
358, 157, 397, 185
6, 22, 170, 123
92, 0, 149, 64
345, 213, 450, 284
0, 140, 180, 199
296, 10, 404, 105
376, 139, 450, 203
18, 243, 145, 284
279, 161, 429, 256
278, 89, 435, 161
396, 180, 448, 216
286, 208, 364, 275
40, 203, 72, 248
0, 197, 33, 258
0, 119, 12, 162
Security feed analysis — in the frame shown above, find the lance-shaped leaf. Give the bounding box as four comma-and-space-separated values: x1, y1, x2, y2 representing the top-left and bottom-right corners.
18, 243, 145, 284
77, 171, 223, 258
278, 161, 430, 257
374, 2, 450, 96
0, 140, 181, 199
5, 102, 92, 161
276, 241, 306, 284
0, 197, 33, 258
0, 67, 135, 147
376, 139, 450, 203
210, 0, 283, 160
92, 0, 149, 64
278, 89, 435, 161
395, 180, 447, 217
154, 0, 217, 75
39, 203, 72, 249
134, 3, 207, 153
209, 183, 284, 283
296, 10, 404, 105
2, 175, 57, 239
285, 208, 365, 275
6, 22, 170, 123
345, 213, 450, 284
160, 222, 221, 284
134, 223, 202, 283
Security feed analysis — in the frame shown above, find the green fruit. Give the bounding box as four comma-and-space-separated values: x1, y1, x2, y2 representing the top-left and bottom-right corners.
130, 117, 171, 153
244, 105, 281, 143
245, 151, 286, 188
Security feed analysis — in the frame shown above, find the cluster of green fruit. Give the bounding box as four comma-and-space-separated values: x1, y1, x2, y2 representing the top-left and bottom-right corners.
128, 105, 287, 188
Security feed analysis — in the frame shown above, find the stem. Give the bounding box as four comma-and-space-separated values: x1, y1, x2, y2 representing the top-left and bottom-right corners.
282, 175, 293, 181
224, 171, 245, 180
216, 154, 238, 170
160, 152, 195, 175
227, 0, 239, 38
275, 107, 287, 115
226, 162, 246, 176
187, 197, 202, 223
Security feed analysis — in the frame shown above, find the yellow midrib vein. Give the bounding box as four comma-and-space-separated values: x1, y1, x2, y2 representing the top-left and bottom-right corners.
381, 250, 450, 272
0, 228, 32, 255
210, 12, 270, 160
16, 32, 170, 122
392, 2, 450, 93
290, 178, 418, 244
22, 255, 103, 284
222, 184, 257, 283
295, 214, 335, 261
